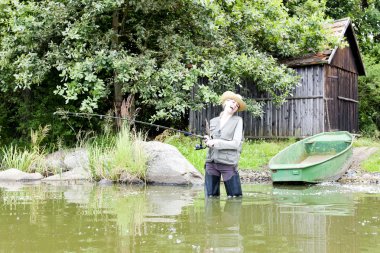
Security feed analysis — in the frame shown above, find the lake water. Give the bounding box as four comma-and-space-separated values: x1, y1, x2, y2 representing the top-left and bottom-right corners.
1, 182, 380, 253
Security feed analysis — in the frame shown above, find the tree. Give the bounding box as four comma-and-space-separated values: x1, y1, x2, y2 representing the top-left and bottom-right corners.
325, 0, 380, 52
0, 0, 337, 142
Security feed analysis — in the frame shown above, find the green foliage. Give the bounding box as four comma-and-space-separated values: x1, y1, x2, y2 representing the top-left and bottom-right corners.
361, 150, 380, 172
358, 55, 380, 137
324, 0, 380, 135
165, 134, 296, 172
0, 145, 44, 172
30, 125, 51, 152
325, 0, 380, 52
352, 137, 380, 172
88, 126, 147, 181
352, 136, 380, 147
164, 134, 208, 173
239, 138, 297, 170
0, 124, 52, 173
0, 0, 338, 139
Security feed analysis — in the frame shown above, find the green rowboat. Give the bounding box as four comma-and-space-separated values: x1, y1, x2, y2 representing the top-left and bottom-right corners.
269, 131, 353, 183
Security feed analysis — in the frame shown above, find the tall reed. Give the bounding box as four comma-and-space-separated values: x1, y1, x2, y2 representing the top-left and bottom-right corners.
0, 145, 42, 172
1, 125, 50, 173
88, 126, 148, 181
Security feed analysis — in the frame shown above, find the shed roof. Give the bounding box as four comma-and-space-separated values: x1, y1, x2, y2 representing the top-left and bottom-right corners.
282, 18, 366, 75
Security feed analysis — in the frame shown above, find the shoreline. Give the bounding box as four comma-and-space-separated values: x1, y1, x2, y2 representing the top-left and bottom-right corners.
240, 147, 380, 184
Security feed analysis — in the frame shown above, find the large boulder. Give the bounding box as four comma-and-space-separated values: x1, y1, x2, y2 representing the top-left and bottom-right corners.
0, 168, 43, 181
43, 150, 68, 172
63, 148, 90, 171
142, 141, 204, 185
43, 148, 90, 173
42, 167, 91, 182
41, 148, 91, 182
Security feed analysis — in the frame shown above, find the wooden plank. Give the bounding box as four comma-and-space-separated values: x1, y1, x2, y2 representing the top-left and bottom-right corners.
332, 66, 339, 130
274, 105, 278, 137
314, 66, 319, 134
289, 99, 294, 136
268, 101, 272, 137
307, 67, 314, 135
282, 102, 287, 136
338, 96, 358, 103
253, 95, 323, 101
295, 99, 301, 137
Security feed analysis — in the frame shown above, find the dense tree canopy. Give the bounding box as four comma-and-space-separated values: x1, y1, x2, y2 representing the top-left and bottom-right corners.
0, 0, 341, 144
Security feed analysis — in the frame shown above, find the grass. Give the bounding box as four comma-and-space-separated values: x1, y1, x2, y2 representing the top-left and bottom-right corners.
164, 134, 207, 173
361, 150, 380, 172
166, 134, 380, 174
353, 136, 380, 148
351, 136, 380, 172
165, 134, 297, 173
0, 145, 46, 173
0, 124, 148, 181
88, 126, 148, 181
239, 138, 296, 170
2, 126, 380, 179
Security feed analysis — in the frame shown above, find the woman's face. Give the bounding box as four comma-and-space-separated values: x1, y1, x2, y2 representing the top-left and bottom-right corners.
224, 99, 239, 114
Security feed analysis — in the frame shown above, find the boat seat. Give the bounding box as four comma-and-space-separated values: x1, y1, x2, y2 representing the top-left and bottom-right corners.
305, 140, 352, 144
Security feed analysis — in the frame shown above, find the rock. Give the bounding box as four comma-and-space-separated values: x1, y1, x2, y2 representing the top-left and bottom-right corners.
0, 168, 43, 181
120, 171, 144, 184
239, 169, 271, 183
42, 167, 91, 181
98, 179, 114, 186
63, 148, 90, 171
142, 141, 204, 185
339, 147, 380, 184
43, 150, 68, 172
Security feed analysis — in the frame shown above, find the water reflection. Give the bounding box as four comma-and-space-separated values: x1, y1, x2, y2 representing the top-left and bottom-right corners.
1, 183, 380, 252
204, 198, 243, 252
272, 184, 355, 216
228, 184, 380, 253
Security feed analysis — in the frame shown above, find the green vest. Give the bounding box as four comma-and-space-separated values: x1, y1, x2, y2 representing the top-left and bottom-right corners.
206, 115, 243, 165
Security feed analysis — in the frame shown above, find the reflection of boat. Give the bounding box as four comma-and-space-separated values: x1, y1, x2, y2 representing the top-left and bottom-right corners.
272, 184, 355, 216
269, 131, 353, 183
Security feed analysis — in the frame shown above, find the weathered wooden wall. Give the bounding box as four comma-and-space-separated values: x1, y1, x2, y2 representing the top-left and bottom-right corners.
324, 65, 358, 133
238, 65, 325, 138
189, 54, 359, 137
189, 65, 326, 138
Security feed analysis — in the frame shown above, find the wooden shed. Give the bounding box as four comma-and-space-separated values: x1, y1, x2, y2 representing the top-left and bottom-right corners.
189, 18, 366, 138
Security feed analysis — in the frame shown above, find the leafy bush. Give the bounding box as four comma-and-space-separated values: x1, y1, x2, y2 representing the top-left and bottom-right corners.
359, 54, 380, 138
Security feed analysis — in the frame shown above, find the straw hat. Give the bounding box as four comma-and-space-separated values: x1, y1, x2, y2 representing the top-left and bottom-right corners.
220, 91, 247, 112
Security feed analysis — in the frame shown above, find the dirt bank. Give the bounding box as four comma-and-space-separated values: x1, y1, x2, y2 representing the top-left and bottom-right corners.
240, 147, 380, 184
339, 147, 380, 184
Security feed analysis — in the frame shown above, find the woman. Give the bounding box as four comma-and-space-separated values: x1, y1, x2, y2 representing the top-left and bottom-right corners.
204, 91, 246, 197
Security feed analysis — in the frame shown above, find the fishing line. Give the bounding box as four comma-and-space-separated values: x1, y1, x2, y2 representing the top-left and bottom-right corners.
53, 111, 207, 149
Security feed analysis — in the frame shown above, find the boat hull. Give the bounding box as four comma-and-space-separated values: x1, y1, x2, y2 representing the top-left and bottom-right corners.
269, 132, 353, 183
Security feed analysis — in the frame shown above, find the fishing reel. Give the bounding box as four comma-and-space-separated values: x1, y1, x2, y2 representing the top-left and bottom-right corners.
195, 143, 206, 150
195, 137, 207, 150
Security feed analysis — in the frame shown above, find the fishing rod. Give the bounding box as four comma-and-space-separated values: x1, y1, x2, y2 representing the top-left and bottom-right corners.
53, 111, 207, 150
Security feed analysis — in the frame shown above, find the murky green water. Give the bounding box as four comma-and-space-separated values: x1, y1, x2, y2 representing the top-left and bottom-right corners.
1, 182, 380, 253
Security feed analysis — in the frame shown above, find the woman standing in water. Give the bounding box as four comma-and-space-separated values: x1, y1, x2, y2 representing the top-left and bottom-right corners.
204, 91, 246, 197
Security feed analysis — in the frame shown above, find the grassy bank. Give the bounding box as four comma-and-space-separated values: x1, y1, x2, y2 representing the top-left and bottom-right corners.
166, 134, 380, 174
354, 137, 380, 172
164, 134, 296, 174
0, 125, 148, 182
1, 128, 379, 180
88, 126, 148, 181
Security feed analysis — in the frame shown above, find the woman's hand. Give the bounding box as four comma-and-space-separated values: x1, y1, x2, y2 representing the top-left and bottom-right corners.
204, 135, 216, 148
